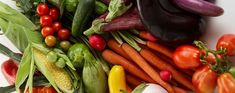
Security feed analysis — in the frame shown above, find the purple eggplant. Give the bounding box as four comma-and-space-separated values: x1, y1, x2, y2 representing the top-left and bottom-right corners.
102, 8, 145, 32
171, 0, 224, 16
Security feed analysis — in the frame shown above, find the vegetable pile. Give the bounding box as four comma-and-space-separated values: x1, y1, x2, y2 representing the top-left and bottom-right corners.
0, 0, 234, 93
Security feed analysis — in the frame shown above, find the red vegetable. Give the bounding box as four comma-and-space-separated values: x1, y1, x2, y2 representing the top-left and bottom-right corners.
41, 26, 55, 37
57, 28, 71, 40
52, 22, 63, 32
102, 8, 145, 32
40, 15, 53, 27
89, 34, 106, 51
192, 66, 217, 93
160, 70, 172, 82
139, 31, 157, 42
49, 8, 60, 20
216, 34, 235, 56
1, 59, 18, 85
217, 73, 235, 93
36, 4, 49, 16
173, 45, 201, 69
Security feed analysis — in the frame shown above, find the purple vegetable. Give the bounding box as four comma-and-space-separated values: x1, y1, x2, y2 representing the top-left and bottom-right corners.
102, 8, 145, 32
171, 0, 224, 16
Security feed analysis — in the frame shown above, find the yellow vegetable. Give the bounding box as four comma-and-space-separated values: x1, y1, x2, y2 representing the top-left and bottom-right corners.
109, 65, 126, 93
33, 48, 73, 93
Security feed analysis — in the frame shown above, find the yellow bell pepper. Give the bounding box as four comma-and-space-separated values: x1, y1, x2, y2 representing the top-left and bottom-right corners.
109, 65, 126, 93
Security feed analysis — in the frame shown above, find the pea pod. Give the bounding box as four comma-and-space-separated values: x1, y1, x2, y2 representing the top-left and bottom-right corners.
71, 0, 95, 36
108, 65, 126, 93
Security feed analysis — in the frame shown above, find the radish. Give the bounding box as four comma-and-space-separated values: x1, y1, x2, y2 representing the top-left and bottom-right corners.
89, 34, 106, 51
160, 70, 172, 82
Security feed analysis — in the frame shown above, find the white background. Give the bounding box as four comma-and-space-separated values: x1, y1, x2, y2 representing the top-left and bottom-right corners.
0, 0, 235, 91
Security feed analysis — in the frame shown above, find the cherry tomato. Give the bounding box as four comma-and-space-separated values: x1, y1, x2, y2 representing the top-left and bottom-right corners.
24, 86, 57, 93
45, 35, 57, 47
192, 66, 217, 93
57, 28, 70, 40
217, 73, 235, 93
1, 59, 18, 85
173, 45, 201, 69
41, 26, 54, 37
49, 8, 60, 20
52, 22, 62, 31
36, 3, 49, 16
216, 34, 235, 56
40, 15, 53, 27
89, 34, 106, 51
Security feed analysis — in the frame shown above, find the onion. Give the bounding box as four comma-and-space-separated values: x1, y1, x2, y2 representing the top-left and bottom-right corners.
142, 84, 168, 93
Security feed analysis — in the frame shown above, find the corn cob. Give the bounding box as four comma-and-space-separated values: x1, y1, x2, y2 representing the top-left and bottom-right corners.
33, 48, 74, 93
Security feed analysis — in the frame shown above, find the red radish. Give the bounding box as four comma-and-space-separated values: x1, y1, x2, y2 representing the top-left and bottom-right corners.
36, 3, 49, 16
40, 15, 53, 27
1, 59, 19, 85
89, 34, 106, 51
160, 70, 172, 82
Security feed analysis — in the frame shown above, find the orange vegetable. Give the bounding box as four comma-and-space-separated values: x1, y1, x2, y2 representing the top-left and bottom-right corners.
147, 41, 173, 58
126, 74, 143, 86
107, 39, 131, 60
173, 86, 188, 93
140, 48, 194, 90
102, 50, 155, 83
121, 43, 174, 93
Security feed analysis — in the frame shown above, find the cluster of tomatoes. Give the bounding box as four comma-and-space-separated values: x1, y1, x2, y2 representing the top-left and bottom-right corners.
37, 3, 71, 49
172, 34, 235, 93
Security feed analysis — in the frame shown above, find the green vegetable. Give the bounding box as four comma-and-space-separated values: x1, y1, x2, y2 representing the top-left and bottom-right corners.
56, 58, 66, 68
60, 41, 72, 51
95, 1, 108, 15
65, 0, 78, 12
229, 67, 235, 78
105, 0, 132, 22
71, 0, 95, 36
0, 43, 22, 62
68, 43, 92, 68
82, 59, 108, 93
47, 51, 58, 63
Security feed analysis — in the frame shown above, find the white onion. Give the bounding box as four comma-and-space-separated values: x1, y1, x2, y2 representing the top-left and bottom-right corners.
142, 83, 168, 93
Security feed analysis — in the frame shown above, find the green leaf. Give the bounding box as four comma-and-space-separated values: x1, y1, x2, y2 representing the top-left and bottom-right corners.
0, 85, 16, 93
0, 43, 22, 62
15, 45, 32, 93
53, 48, 76, 70
105, 0, 132, 22
0, 1, 36, 30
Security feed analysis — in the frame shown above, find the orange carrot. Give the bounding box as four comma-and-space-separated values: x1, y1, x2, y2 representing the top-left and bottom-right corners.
121, 43, 174, 93
139, 31, 157, 42
126, 84, 132, 93
102, 50, 155, 83
140, 48, 194, 91
173, 86, 188, 93
147, 41, 173, 58
126, 74, 143, 86
107, 39, 132, 60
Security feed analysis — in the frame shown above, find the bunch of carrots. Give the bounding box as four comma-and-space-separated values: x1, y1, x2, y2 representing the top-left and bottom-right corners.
102, 31, 195, 93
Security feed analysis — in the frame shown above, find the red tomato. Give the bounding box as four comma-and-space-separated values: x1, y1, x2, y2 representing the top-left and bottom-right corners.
52, 22, 62, 31
45, 35, 57, 47
192, 66, 217, 93
49, 8, 60, 20
24, 86, 57, 93
173, 45, 201, 69
40, 15, 53, 27
216, 34, 235, 56
217, 73, 235, 93
36, 4, 49, 16
41, 26, 54, 37
57, 28, 71, 40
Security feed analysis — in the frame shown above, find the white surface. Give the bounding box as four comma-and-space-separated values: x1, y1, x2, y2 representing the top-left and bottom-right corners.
0, 0, 235, 90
